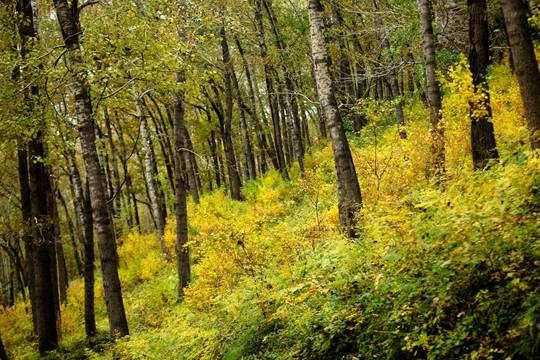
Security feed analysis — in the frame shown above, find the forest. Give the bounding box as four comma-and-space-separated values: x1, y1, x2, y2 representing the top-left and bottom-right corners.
0, 0, 539, 358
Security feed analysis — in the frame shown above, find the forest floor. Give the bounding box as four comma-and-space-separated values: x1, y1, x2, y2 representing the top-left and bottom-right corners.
1, 61, 539, 359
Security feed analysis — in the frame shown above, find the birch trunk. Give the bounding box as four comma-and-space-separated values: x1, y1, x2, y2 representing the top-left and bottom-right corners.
309, 0, 363, 238
53, 0, 129, 338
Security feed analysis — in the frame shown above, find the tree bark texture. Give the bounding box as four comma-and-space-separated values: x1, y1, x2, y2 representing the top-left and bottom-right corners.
419, 0, 445, 176
53, 0, 129, 338
17, 144, 37, 336
29, 135, 58, 354
220, 24, 244, 200
499, 0, 540, 150
254, 0, 289, 179
135, 90, 166, 252
174, 80, 190, 298
83, 183, 97, 337
0, 331, 7, 360
309, 0, 363, 238
468, 0, 499, 169
16, 0, 58, 352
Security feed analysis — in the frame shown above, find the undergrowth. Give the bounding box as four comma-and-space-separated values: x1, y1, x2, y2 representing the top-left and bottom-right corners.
1, 60, 538, 360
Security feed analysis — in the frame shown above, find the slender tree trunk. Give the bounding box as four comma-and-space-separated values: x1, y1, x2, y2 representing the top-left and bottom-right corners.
175, 0, 191, 298
499, 0, 540, 149
254, 0, 288, 179
135, 89, 166, 252
53, 0, 129, 338
209, 130, 222, 188
16, 0, 58, 351
220, 24, 244, 200
263, 0, 305, 172
104, 107, 123, 215
231, 65, 257, 180
235, 36, 273, 173
468, 0, 499, 169
29, 135, 58, 354
419, 0, 445, 177
371, 0, 407, 138
47, 171, 68, 305
83, 182, 97, 337
17, 143, 37, 336
0, 331, 7, 360
57, 190, 83, 276
309, 0, 363, 238
180, 122, 200, 204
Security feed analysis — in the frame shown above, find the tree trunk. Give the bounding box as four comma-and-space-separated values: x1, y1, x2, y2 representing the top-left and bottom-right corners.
135, 89, 166, 252
0, 331, 8, 360
499, 0, 540, 149
47, 171, 68, 305
371, 0, 407, 138
263, 0, 305, 172
83, 182, 97, 337
254, 0, 289, 179
180, 121, 200, 204
16, 0, 57, 351
17, 143, 37, 336
235, 36, 273, 173
309, 0, 363, 238
175, 1, 191, 299
53, 0, 129, 338
220, 24, 244, 200
29, 135, 58, 354
468, 0, 499, 169
419, 0, 445, 177
104, 107, 123, 216
231, 65, 257, 180
57, 190, 83, 276
174, 80, 190, 298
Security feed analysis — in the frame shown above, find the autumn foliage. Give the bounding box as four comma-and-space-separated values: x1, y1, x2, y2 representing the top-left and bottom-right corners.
1, 57, 538, 359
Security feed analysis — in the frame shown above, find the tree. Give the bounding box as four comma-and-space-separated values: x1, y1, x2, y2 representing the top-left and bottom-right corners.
52, 0, 129, 338
175, 0, 191, 299
499, 0, 540, 150
468, 0, 499, 169
220, 23, 244, 200
309, 0, 363, 238
418, 0, 445, 177
0, 331, 7, 360
16, 0, 58, 353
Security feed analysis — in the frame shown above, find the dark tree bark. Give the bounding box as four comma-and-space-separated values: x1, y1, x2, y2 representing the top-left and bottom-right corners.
53, 0, 129, 338
220, 24, 244, 200
263, 0, 305, 172
180, 121, 200, 204
47, 171, 68, 305
16, 143, 37, 336
16, 0, 58, 352
231, 65, 257, 181
235, 36, 274, 173
104, 107, 123, 215
499, 0, 540, 149
468, 0, 499, 169
209, 129, 222, 188
254, 0, 289, 179
175, 0, 191, 299
0, 331, 7, 360
371, 0, 407, 139
329, 0, 367, 134
309, 0, 363, 238
419, 0, 445, 177
57, 190, 83, 276
82, 182, 97, 337
29, 135, 58, 354
135, 89, 166, 252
